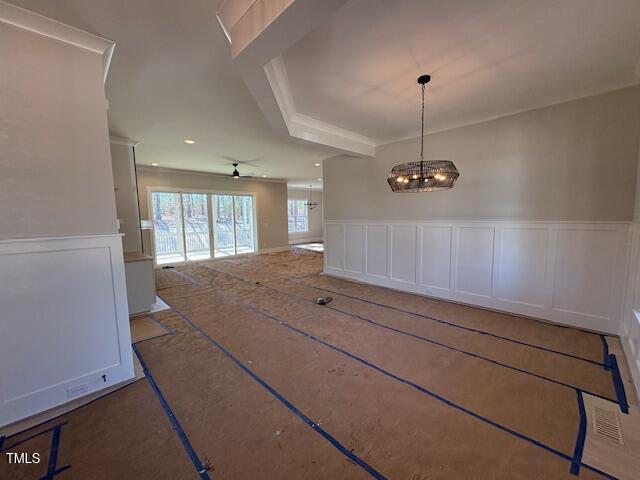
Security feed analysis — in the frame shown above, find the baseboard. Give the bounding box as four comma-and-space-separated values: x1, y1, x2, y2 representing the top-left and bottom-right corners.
259, 245, 290, 254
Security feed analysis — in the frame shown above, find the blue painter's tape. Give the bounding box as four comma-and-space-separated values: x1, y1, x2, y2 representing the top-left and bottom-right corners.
3, 379, 144, 443
285, 276, 606, 367
608, 354, 629, 414
133, 331, 174, 345
197, 264, 619, 405
2, 423, 68, 453
132, 344, 212, 480
162, 273, 577, 468
48, 466, 71, 478
570, 391, 587, 475
171, 266, 617, 479
41, 424, 62, 480
155, 292, 388, 480
148, 313, 176, 334
601, 336, 611, 370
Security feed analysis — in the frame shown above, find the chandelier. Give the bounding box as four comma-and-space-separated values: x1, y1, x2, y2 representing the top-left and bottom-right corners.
304, 184, 318, 210
387, 75, 459, 192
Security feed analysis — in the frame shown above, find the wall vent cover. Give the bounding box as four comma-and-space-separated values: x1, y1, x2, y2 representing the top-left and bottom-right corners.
592, 405, 624, 444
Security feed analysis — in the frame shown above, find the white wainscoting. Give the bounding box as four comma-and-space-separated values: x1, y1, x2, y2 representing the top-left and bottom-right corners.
0, 234, 134, 427
324, 221, 629, 334
621, 222, 640, 402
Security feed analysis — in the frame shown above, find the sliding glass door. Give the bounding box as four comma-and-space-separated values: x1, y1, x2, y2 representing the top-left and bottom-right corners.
234, 195, 255, 255
151, 192, 185, 265
213, 194, 235, 257
152, 190, 255, 264
212, 194, 256, 257
182, 193, 211, 261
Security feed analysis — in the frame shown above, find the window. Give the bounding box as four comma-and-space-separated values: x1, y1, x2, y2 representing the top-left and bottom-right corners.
288, 199, 308, 233
151, 190, 256, 264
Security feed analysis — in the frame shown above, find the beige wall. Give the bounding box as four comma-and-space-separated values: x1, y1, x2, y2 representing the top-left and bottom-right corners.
110, 141, 142, 252
325, 86, 640, 222
635, 144, 640, 223
137, 168, 289, 253
287, 188, 323, 242
0, 23, 117, 240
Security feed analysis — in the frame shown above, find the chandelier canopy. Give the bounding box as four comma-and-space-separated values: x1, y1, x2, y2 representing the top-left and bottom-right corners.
387, 75, 459, 193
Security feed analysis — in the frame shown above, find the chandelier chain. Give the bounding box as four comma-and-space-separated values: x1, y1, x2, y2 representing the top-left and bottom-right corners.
420, 83, 425, 161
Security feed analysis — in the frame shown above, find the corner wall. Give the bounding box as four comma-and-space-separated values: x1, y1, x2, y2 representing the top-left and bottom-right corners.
619, 130, 640, 402
0, 9, 132, 428
110, 140, 143, 253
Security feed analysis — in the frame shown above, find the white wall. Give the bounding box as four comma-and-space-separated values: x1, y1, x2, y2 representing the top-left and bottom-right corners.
619, 133, 640, 402
110, 140, 142, 253
621, 223, 640, 402
0, 7, 132, 428
325, 220, 628, 334
288, 188, 323, 243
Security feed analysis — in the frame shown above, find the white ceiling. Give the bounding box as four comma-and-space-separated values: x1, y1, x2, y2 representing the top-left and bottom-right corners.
283, 0, 640, 142
10, 0, 330, 189
11, 0, 640, 184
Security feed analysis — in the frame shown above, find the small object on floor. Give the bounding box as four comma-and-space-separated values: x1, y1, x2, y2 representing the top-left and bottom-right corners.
162, 265, 175, 269
315, 296, 332, 305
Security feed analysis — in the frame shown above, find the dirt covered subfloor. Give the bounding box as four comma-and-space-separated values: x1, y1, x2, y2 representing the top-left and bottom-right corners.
1, 248, 628, 479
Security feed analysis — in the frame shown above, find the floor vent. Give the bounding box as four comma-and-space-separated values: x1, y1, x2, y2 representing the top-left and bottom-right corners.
592, 405, 624, 444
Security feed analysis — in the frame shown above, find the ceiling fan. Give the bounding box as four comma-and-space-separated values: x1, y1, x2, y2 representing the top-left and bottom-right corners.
229, 163, 255, 179
220, 155, 262, 167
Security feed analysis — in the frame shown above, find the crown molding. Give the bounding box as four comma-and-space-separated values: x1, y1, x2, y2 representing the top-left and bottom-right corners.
109, 135, 139, 147
374, 81, 640, 148
264, 56, 375, 157
136, 165, 288, 184
0, 1, 115, 83
287, 185, 323, 192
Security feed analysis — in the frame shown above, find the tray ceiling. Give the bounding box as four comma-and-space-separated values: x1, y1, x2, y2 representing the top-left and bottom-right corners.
282, 0, 640, 143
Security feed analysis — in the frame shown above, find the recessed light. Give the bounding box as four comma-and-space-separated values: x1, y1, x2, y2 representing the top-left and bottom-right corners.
183, 139, 195, 144
151, 162, 159, 166
314, 163, 320, 167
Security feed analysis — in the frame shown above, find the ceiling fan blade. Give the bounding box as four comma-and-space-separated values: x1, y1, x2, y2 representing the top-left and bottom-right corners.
220, 155, 239, 164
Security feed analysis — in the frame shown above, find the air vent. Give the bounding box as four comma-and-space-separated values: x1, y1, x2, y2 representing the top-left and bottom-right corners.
592, 405, 623, 444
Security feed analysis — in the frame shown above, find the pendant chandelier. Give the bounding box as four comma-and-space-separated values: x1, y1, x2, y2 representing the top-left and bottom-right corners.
304, 184, 318, 210
387, 75, 459, 192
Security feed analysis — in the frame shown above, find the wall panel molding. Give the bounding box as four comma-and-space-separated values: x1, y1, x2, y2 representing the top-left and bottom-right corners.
621, 222, 640, 402
324, 220, 629, 334
0, 234, 133, 427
